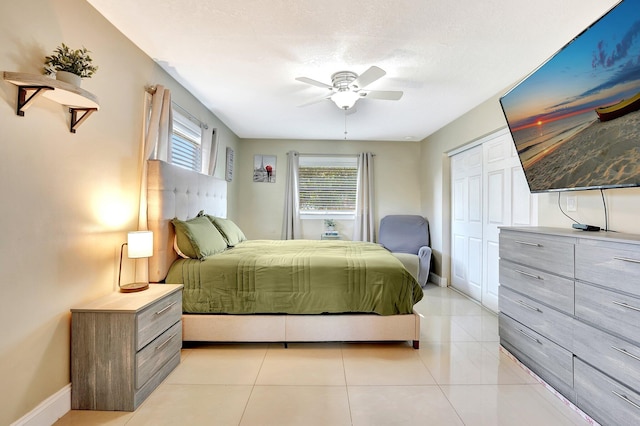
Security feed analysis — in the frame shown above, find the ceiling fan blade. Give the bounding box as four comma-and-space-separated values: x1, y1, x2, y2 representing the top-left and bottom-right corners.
351, 66, 386, 89
361, 90, 403, 101
295, 76, 333, 90
297, 93, 332, 107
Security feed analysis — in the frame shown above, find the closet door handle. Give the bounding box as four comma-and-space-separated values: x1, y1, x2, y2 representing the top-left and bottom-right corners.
517, 328, 541, 344
155, 301, 177, 315
515, 269, 543, 280
611, 346, 640, 363
515, 240, 542, 247
614, 256, 640, 264
517, 300, 542, 313
612, 300, 640, 313
611, 390, 640, 411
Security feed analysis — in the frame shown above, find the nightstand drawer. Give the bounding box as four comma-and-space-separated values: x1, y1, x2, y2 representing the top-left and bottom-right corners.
499, 313, 573, 387
575, 281, 640, 346
137, 321, 182, 389
575, 358, 640, 426
137, 290, 182, 350
499, 286, 573, 350
499, 231, 575, 277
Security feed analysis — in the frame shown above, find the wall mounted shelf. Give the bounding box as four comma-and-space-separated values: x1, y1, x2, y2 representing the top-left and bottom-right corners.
3, 71, 99, 133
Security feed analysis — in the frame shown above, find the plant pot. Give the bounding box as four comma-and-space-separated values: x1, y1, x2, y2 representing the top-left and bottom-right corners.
56, 71, 81, 87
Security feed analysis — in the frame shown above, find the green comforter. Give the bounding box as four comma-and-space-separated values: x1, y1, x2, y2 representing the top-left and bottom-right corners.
166, 240, 423, 315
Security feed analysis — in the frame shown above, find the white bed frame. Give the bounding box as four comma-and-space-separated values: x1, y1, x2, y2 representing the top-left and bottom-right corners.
146, 159, 420, 348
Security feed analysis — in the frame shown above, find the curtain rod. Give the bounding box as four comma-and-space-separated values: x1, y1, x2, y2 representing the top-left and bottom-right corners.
172, 101, 209, 130
298, 153, 375, 157
145, 85, 209, 130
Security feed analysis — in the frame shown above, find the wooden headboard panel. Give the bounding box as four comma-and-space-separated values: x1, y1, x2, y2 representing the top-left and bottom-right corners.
146, 159, 227, 282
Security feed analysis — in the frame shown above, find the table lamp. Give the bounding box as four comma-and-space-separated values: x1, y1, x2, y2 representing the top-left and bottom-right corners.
118, 230, 153, 293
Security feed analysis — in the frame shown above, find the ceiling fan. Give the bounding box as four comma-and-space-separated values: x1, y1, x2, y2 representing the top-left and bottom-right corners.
296, 66, 403, 110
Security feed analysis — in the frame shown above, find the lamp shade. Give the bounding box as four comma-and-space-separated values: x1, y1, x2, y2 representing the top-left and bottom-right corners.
127, 231, 153, 258
331, 91, 359, 110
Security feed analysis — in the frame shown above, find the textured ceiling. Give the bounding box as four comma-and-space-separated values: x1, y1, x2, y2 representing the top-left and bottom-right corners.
87, 0, 619, 141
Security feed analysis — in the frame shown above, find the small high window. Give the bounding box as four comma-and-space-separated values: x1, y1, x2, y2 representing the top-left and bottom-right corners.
171, 109, 202, 171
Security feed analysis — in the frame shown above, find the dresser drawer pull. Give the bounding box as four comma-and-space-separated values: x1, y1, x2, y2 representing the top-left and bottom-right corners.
155, 301, 177, 315
515, 240, 542, 247
611, 346, 640, 363
514, 269, 543, 280
156, 333, 177, 351
611, 390, 640, 411
517, 300, 542, 313
614, 256, 640, 264
612, 300, 640, 313
517, 328, 541, 344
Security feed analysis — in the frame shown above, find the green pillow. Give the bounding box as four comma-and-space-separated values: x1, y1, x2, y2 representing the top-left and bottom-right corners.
171, 216, 228, 259
206, 215, 247, 246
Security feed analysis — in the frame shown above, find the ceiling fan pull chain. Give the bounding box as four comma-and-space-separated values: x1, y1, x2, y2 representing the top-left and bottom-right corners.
344, 111, 348, 140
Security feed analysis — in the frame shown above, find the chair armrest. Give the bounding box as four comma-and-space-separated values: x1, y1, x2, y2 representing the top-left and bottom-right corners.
417, 246, 432, 287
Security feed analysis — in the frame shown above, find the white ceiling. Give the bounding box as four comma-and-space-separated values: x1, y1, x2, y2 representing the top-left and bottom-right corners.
87, 0, 618, 142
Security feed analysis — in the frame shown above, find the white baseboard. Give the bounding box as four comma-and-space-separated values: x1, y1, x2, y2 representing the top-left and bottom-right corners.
10, 384, 70, 426
428, 272, 448, 287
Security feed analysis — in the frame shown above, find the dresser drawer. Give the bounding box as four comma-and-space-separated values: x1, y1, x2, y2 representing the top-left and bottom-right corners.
576, 239, 640, 298
136, 321, 182, 389
575, 358, 640, 426
499, 286, 573, 350
499, 259, 574, 315
137, 290, 182, 350
575, 281, 640, 345
499, 313, 573, 387
499, 231, 574, 277
574, 320, 640, 392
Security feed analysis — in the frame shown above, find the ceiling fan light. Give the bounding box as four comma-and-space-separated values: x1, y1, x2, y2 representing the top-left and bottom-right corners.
331, 91, 359, 110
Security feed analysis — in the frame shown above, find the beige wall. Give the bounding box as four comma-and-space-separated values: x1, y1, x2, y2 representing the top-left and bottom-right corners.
0, 1, 238, 423
420, 94, 640, 283
236, 139, 422, 240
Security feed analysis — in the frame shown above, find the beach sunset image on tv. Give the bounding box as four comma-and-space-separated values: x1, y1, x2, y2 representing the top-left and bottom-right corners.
500, 0, 640, 192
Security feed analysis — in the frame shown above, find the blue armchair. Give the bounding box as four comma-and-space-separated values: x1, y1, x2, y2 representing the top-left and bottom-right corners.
378, 215, 432, 287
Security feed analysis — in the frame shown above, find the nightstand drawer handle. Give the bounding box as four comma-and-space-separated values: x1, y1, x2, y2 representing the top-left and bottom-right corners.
517, 328, 541, 344
517, 299, 542, 313
515, 269, 543, 280
155, 301, 177, 315
614, 256, 640, 264
613, 300, 640, 313
156, 333, 177, 351
515, 240, 542, 247
611, 390, 640, 411
611, 346, 640, 362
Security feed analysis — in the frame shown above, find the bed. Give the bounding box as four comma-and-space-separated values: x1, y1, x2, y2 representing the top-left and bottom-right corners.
147, 159, 423, 348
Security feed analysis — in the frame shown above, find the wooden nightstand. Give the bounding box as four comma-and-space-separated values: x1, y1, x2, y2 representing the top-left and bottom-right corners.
71, 284, 183, 411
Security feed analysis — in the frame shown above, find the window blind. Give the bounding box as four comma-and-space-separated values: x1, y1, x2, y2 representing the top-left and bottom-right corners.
171, 109, 202, 171
298, 156, 358, 214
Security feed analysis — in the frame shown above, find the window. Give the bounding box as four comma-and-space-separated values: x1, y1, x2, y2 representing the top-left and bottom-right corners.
171, 109, 202, 171
298, 156, 358, 217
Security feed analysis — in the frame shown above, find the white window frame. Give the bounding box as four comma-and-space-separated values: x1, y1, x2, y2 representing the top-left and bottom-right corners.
170, 108, 202, 172
298, 155, 358, 220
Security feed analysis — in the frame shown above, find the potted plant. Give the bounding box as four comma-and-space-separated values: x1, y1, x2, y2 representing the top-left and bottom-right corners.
44, 43, 98, 87
324, 219, 336, 231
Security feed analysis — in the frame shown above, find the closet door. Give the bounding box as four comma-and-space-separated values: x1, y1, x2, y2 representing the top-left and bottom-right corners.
451, 144, 483, 301
482, 133, 537, 312
450, 129, 537, 312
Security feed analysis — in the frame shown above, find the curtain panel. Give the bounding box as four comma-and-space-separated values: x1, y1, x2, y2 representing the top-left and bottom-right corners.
282, 151, 301, 239
353, 152, 375, 242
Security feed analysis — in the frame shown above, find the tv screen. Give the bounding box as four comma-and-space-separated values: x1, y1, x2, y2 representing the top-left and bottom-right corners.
500, 0, 640, 193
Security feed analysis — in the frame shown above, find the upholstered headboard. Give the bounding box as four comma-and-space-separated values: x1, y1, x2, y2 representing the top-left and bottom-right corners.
147, 159, 227, 282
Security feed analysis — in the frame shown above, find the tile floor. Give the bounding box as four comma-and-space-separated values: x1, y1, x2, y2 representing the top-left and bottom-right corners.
55, 284, 591, 425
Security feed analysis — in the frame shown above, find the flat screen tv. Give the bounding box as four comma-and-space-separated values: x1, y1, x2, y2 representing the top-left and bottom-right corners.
500, 0, 640, 193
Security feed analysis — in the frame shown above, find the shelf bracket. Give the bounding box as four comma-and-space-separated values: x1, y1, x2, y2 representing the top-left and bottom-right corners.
16, 85, 53, 116
69, 108, 98, 134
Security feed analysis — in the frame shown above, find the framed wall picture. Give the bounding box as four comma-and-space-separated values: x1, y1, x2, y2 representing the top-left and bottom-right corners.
253, 154, 276, 183
225, 147, 234, 182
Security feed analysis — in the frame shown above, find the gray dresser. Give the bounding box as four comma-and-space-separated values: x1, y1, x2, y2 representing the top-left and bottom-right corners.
499, 227, 640, 425
71, 284, 183, 411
